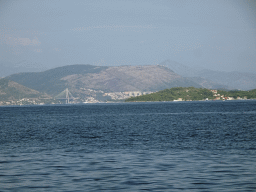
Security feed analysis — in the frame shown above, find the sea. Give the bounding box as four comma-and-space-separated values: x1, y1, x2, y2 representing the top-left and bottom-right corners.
0, 100, 256, 191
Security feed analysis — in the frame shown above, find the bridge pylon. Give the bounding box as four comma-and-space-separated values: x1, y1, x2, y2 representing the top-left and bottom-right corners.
55, 88, 74, 104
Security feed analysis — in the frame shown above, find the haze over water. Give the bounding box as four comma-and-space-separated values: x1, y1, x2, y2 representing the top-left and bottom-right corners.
0, 101, 256, 191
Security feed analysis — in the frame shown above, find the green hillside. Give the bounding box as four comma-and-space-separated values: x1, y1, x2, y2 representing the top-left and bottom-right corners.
126, 87, 213, 102
125, 87, 256, 102
217, 89, 256, 99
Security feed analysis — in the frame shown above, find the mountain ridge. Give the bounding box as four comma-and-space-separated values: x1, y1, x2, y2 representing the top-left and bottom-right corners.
160, 60, 256, 90
6, 64, 202, 99
4, 62, 256, 104
3, 63, 256, 104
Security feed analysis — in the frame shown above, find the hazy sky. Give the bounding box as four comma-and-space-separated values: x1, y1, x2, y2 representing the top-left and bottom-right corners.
0, 0, 256, 76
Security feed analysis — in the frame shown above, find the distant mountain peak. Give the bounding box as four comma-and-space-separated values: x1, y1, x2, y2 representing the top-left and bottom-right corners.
159, 60, 201, 77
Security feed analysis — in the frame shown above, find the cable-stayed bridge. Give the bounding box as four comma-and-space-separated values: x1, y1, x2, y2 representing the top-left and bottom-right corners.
55, 88, 74, 104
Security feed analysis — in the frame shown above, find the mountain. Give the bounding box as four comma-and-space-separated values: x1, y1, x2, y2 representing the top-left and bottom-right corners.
0, 78, 45, 101
4, 63, 256, 103
159, 60, 228, 89
61, 65, 201, 92
6, 64, 108, 95
159, 60, 201, 77
161, 60, 256, 91
6, 64, 201, 100
195, 70, 256, 91
187, 77, 229, 90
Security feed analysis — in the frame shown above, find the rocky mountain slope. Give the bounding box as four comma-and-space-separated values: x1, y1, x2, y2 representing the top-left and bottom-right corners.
62, 65, 201, 92
6, 64, 201, 98
6, 65, 108, 95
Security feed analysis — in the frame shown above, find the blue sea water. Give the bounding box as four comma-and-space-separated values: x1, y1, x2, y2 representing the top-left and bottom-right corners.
0, 100, 256, 191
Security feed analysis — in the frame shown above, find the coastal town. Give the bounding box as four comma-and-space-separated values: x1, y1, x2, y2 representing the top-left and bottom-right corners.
0, 88, 252, 106
210, 90, 247, 101
0, 89, 153, 106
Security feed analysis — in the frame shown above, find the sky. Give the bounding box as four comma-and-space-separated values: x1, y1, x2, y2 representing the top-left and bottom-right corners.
0, 0, 256, 76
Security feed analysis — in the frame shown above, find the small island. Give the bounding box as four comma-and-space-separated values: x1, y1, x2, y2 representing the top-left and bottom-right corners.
125, 87, 256, 102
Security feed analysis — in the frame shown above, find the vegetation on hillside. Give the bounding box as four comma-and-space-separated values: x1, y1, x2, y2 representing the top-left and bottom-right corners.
217, 89, 256, 99
0, 78, 42, 101
125, 87, 256, 102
